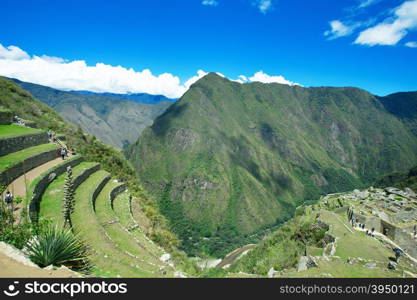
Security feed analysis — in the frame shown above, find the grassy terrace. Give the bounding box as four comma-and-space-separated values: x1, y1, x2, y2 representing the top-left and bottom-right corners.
23, 155, 82, 218
39, 162, 99, 225
277, 258, 404, 278
0, 143, 58, 172
321, 210, 392, 262
72, 170, 155, 277
94, 182, 167, 275
0, 124, 42, 139
112, 192, 164, 260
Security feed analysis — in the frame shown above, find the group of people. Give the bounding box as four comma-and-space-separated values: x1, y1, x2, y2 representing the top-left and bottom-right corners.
47, 129, 58, 142
365, 228, 376, 238
13, 115, 26, 126
59, 147, 69, 160
48, 129, 73, 160
349, 218, 376, 238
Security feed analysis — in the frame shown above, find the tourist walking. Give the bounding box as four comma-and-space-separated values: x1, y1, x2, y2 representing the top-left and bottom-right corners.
61, 148, 66, 160
4, 190, 13, 209
393, 248, 403, 262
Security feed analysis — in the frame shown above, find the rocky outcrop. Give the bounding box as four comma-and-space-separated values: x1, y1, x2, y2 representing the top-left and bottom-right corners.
297, 256, 318, 272
268, 267, 278, 278
0, 241, 38, 268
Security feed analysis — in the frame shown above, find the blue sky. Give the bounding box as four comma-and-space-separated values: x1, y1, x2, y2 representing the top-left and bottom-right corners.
0, 0, 416, 97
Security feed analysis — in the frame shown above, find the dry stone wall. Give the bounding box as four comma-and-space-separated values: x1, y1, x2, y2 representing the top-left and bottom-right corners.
28, 156, 84, 221
110, 182, 127, 208
92, 175, 111, 207
0, 132, 48, 156
0, 149, 58, 186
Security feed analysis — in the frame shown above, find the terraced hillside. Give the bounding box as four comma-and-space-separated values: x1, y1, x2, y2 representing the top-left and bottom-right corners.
0, 77, 191, 277
0, 113, 179, 277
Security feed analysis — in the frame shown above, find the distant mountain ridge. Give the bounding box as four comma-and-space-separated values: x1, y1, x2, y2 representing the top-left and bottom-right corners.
379, 91, 417, 136
125, 73, 417, 257
8, 78, 174, 150
72, 90, 177, 105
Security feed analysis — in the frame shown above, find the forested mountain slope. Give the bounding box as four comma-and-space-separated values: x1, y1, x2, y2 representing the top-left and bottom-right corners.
126, 73, 417, 256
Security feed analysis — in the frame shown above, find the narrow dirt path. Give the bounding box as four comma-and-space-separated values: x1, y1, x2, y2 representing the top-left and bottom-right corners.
6, 156, 65, 198
3, 152, 72, 223
5, 138, 70, 199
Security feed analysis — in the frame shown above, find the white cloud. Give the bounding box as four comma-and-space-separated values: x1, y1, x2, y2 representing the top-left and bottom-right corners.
355, 0, 417, 46
202, 0, 218, 6
239, 75, 248, 82
405, 41, 417, 47
0, 44, 301, 98
324, 20, 356, 39
183, 70, 208, 89
358, 0, 380, 9
0, 44, 30, 60
0, 44, 204, 98
254, 0, 272, 14
242, 71, 301, 86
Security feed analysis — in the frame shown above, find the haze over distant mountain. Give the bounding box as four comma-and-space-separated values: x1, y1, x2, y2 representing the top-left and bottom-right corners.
72, 90, 177, 105
125, 73, 417, 257
9, 78, 175, 150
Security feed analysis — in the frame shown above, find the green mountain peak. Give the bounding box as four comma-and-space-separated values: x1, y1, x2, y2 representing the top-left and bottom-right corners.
125, 76, 417, 257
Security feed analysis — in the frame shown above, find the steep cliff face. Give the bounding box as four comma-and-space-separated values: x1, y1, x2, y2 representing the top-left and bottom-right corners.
125, 73, 417, 256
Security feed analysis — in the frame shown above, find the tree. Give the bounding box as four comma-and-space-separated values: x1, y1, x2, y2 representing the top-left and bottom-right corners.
63, 166, 75, 228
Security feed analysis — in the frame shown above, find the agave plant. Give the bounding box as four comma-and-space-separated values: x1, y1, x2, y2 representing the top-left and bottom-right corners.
24, 225, 89, 270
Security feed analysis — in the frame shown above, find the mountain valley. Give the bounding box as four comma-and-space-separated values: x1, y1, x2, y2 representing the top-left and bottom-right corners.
125, 73, 417, 256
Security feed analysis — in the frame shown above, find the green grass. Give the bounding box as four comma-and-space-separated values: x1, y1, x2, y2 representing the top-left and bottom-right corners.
39, 162, 100, 225
278, 258, 404, 278
71, 170, 157, 277
0, 124, 42, 139
94, 182, 167, 275
24, 156, 82, 215
320, 210, 392, 262
112, 192, 136, 228
307, 246, 323, 256
112, 192, 164, 261
0, 143, 58, 173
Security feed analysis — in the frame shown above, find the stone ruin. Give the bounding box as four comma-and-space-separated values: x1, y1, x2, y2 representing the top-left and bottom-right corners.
301, 186, 417, 259
346, 187, 417, 259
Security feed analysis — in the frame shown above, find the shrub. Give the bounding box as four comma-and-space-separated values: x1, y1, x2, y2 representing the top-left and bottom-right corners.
14, 196, 23, 205
24, 226, 89, 270
0, 196, 47, 249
